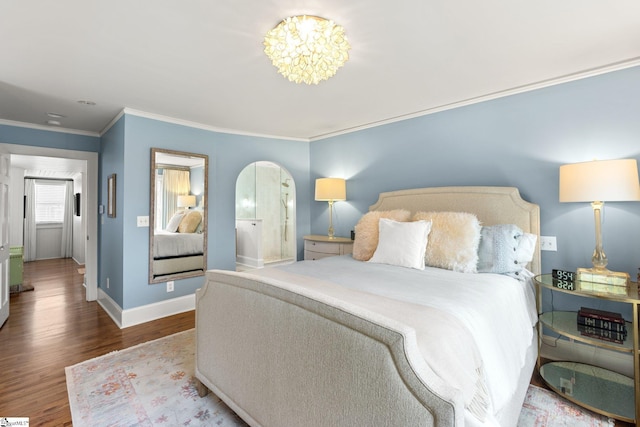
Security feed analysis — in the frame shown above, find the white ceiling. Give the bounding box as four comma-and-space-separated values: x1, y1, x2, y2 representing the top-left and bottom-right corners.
11, 154, 85, 179
1, 1, 639, 141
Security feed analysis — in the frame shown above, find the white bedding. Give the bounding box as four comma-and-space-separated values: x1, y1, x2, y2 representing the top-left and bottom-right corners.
153, 229, 203, 258
252, 255, 537, 425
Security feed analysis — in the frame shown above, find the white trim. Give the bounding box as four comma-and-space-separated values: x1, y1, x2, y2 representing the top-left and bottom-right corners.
99, 109, 126, 136
309, 57, 640, 141
97, 288, 123, 328
540, 333, 633, 378
114, 108, 308, 142
98, 287, 195, 329
0, 118, 100, 137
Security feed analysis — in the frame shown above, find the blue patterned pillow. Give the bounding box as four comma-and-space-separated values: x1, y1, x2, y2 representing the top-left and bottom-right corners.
477, 224, 525, 274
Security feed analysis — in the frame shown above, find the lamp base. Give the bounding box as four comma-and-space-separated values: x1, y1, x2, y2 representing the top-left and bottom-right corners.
576, 267, 630, 287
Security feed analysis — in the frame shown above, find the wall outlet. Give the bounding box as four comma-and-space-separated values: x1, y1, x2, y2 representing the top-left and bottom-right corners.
106, 277, 110, 288
167, 281, 174, 292
540, 236, 557, 251
137, 216, 149, 227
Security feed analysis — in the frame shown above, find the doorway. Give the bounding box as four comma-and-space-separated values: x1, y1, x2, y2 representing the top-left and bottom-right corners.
235, 161, 296, 269
0, 143, 98, 301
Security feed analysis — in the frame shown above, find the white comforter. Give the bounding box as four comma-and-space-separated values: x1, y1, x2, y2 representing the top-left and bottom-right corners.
252, 255, 537, 424
153, 229, 203, 258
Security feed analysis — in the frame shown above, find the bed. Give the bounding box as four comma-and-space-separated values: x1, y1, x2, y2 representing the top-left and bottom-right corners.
152, 229, 204, 277
195, 186, 541, 427
151, 210, 205, 279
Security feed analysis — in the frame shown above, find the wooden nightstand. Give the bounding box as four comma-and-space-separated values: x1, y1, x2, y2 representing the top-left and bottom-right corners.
303, 235, 353, 261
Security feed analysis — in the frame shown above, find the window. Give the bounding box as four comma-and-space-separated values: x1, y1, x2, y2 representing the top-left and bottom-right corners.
34, 182, 67, 223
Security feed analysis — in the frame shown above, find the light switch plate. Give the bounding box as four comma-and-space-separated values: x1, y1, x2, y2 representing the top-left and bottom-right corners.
137, 216, 149, 227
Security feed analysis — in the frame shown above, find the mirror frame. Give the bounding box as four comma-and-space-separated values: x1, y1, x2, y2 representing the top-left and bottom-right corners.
149, 148, 208, 284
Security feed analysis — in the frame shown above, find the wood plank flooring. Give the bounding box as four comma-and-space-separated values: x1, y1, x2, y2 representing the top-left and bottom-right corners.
0, 258, 194, 425
0, 258, 633, 426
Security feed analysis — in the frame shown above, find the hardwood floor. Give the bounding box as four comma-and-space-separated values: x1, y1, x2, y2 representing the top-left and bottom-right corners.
0, 258, 633, 426
0, 258, 194, 426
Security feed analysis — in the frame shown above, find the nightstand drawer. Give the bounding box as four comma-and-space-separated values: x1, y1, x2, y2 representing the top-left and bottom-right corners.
304, 240, 341, 255
304, 250, 336, 261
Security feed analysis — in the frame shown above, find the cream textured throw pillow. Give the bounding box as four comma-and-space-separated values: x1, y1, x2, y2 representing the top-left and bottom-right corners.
412, 211, 481, 273
369, 219, 432, 269
178, 210, 202, 233
352, 209, 411, 261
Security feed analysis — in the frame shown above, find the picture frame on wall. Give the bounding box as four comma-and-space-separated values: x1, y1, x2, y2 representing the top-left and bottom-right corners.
108, 174, 116, 218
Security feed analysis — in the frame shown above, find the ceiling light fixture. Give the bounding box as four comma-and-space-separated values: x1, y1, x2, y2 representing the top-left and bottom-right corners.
46, 120, 61, 126
46, 112, 66, 118
77, 100, 96, 106
264, 15, 350, 85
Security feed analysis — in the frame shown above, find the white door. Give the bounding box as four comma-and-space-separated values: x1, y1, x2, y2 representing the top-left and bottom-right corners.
0, 149, 10, 327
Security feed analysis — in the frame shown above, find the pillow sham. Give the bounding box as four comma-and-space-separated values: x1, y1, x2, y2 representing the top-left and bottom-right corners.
412, 211, 481, 273
165, 211, 185, 232
178, 210, 202, 233
368, 219, 432, 270
477, 224, 537, 276
352, 209, 411, 261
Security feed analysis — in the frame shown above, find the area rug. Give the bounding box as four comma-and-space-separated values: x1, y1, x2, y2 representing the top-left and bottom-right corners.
65, 329, 247, 426
517, 384, 614, 427
67, 329, 613, 427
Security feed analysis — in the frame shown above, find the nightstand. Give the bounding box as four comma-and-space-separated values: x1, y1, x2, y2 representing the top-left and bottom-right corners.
534, 274, 640, 424
303, 235, 353, 261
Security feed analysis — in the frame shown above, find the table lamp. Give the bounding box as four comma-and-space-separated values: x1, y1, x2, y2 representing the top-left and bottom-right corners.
315, 178, 346, 239
177, 195, 196, 210
559, 158, 640, 285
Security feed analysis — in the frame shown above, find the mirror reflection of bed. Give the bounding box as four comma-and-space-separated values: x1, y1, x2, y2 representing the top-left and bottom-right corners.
149, 148, 208, 284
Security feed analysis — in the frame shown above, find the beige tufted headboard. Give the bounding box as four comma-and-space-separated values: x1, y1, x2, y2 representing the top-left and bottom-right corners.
369, 186, 541, 275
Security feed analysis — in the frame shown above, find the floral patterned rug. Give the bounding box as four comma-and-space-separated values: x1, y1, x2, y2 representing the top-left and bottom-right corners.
65, 329, 247, 426
66, 329, 613, 427
517, 384, 614, 427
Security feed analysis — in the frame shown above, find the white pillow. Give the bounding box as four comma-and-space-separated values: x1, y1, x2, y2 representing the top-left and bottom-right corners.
368, 219, 432, 270
165, 211, 185, 232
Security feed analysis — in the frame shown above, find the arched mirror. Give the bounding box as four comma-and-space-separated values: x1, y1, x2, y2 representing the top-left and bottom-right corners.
149, 148, 208, 284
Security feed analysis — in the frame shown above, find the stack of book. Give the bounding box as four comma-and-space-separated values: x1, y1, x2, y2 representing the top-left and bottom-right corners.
577, 307, 627, 344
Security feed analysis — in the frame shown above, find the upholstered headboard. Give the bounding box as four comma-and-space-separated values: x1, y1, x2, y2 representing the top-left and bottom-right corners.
369, 186, 541, 275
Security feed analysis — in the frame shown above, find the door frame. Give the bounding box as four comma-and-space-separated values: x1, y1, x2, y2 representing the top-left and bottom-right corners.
0, 143, 98, 301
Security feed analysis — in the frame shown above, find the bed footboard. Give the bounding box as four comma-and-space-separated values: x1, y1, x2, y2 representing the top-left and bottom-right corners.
195, 270, 463, 427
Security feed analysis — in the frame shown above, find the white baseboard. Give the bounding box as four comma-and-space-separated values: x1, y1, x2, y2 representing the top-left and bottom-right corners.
97, 288, 195, 329
540, 334, 633, 378
236, 255, 263, 269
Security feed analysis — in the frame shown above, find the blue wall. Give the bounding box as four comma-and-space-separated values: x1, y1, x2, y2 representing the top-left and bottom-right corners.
113, 114, 311, 309
4, 64, 639, 316
311, 66, 640, 292
0, 125, 100, 153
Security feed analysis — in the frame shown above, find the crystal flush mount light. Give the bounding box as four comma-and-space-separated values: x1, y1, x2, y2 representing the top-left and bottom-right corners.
264, 15, 351, 85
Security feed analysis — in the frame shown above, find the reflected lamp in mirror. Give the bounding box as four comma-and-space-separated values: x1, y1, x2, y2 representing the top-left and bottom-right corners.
315, 177, 346, 239
177, 195, 196, 210
559, 158, 640, 285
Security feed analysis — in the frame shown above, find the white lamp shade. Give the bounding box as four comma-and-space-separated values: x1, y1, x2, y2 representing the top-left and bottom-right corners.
315, 178, 346, 201
559, 159, 640, 202
177, 195, 196, 208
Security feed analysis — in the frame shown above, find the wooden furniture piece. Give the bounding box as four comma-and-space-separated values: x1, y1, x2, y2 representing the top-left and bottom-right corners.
303, 235, 353, 260
534, 274, 640, 424
196, 186, 541, 427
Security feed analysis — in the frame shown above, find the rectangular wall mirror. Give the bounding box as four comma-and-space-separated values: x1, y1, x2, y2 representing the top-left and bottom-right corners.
149, 148, 208, 284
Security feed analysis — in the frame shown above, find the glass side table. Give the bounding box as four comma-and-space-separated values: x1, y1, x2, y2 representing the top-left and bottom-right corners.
534, 274, 640, 424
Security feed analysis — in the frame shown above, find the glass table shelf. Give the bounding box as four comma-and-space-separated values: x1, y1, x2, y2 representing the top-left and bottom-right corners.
539, 311, 633, 353
540, 361, 635, 423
